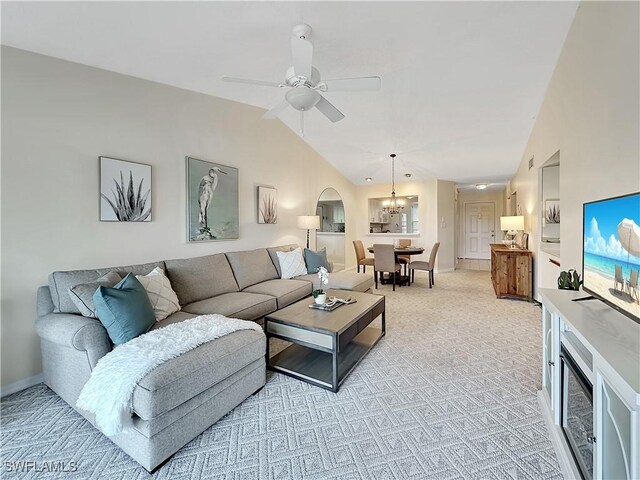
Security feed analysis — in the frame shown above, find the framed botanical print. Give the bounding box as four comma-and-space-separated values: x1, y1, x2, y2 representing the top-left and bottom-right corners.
544, 199, 560, 224
257, 186, 277, 224
100, 156, 151, 222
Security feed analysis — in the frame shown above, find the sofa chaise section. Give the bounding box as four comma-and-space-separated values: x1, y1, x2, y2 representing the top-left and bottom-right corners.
131, 329, 264, 420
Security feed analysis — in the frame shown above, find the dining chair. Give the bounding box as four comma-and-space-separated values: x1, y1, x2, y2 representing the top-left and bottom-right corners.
408, 242, 440, 288
353, 240, 375, 273
397, 239, 411, 277
614, 265, 624, 291
373, 244, 401, 291
627, 269, 639, 303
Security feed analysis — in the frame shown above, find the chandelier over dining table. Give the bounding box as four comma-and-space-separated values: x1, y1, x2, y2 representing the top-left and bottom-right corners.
382, 154, 405, 214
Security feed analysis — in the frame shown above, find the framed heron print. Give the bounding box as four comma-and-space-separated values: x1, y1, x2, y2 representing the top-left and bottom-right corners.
186, 156, 239, 242
100, 156, 152, 222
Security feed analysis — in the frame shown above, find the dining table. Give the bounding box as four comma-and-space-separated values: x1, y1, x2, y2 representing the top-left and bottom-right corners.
367, 245, 425, 286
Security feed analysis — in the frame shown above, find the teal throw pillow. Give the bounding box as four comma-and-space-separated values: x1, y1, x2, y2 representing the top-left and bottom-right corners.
93, 273, 156, 345
304, 247, 331, 274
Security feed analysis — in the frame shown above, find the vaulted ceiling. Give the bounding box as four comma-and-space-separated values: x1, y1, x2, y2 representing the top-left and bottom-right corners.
1, 1, 578, 186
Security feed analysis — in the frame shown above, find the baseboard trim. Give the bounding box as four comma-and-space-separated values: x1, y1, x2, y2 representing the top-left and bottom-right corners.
1, 374, 43, 397
435, 268, 454, 274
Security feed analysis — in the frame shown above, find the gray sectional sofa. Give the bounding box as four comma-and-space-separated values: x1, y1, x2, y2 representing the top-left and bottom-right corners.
35, 244, 373, 471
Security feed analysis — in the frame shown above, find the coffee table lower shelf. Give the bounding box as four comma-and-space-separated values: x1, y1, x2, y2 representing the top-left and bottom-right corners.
268, 325, 383, 392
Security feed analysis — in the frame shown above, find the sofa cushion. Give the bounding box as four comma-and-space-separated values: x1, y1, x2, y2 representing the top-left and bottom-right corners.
93, 274, 157, 345
131, 329, 265, 420
49, 261, 165, 314
165, 254, 238, 306
151, 311, 196, 330
135, 267, 181, 322
295, 271, 374, 293
182, 292, 277, 320
267, 244, 299, 277
225, 249, 278, 290
68, 271, 122, 318
243, 279, 312, 309
304, 247, 331, 274
276, 248, 308, 279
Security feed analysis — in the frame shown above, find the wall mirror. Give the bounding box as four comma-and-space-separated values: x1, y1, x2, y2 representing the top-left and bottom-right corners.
541, 150, 560, 244
316, 188, 345, 271
368, 196, 419, 234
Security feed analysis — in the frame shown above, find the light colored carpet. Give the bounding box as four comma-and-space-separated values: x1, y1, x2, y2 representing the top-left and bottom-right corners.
1, 270, 562, 479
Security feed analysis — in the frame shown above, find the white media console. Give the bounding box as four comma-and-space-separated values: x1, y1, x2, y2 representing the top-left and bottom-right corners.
539, 289, 640, 479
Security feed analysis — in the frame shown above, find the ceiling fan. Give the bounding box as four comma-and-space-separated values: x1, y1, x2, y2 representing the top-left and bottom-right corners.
222, 23, 381, 136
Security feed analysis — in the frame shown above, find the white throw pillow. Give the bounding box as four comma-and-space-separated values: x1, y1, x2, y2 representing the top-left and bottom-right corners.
136, 267, 180, 322
276, 248, 308, 279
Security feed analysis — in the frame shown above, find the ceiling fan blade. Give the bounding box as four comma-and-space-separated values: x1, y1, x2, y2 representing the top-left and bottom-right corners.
222, 77, 283, 88
262, 99, 290, 119
320, 76, 381, 92
291, 36, 313, 80
315, 95, 345, 123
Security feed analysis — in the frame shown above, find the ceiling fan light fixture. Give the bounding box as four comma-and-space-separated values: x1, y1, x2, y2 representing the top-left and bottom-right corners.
285, 87, 321, 111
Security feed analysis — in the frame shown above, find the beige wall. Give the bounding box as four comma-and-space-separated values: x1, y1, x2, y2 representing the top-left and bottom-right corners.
508, 1, 639, 298
457, 188, 506, 258
437, 180, 456, 271
0, 47, 357, 388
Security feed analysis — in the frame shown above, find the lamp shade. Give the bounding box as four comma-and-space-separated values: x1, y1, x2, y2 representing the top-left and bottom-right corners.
500, 215, 524, 232
297, 215, 320, 230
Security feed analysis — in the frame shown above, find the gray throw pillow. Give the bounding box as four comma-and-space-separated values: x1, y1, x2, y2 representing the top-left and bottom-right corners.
68, 271, 122, 318
304, 247, 332, 274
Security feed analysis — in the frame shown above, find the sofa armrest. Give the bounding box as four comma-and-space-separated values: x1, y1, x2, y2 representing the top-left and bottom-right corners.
36, 313, 111, 366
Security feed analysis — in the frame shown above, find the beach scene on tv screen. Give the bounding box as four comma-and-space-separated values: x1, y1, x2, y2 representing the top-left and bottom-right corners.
583, 193, 640, 319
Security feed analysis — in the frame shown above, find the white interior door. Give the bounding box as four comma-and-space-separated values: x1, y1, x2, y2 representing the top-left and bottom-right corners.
464, 202, 495, 259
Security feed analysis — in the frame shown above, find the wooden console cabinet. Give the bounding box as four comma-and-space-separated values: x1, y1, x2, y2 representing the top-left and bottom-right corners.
490, 243, 532, 301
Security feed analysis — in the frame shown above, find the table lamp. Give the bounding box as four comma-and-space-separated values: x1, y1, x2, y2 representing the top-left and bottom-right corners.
297, 215, 320, 248
500, 215, 524, 249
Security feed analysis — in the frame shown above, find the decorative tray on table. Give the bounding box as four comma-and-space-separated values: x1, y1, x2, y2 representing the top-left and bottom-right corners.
309, 296, 357, 312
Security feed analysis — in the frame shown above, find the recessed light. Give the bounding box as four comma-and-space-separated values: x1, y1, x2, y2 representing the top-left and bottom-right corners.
404, 173, 412, 178
365, 177, 372, 182
476, 184, 488, 190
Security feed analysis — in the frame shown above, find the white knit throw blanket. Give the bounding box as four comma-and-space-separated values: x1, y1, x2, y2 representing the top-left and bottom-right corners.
76, 314, 263, 437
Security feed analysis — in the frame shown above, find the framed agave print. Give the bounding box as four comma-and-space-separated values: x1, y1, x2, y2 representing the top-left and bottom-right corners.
544, 199, 560, 224
100, 156, 151, 222
186, 156, 239, 242
258, 186, 277, 224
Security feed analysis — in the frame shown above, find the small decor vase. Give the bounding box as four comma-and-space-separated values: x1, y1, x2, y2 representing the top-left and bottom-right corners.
315, 294, 326, 305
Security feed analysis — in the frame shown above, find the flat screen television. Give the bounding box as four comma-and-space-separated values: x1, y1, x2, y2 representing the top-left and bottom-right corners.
583, 192, 640, 323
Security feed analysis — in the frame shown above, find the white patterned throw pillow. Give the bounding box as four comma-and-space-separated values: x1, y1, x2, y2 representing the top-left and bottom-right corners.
276, 248, 308, 279
136, 267, 181, 321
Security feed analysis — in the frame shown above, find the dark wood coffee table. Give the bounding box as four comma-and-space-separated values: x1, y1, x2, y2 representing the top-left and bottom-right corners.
265, 289, 385, 392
